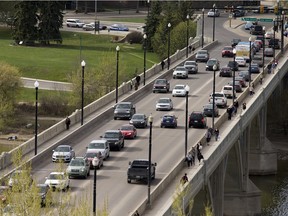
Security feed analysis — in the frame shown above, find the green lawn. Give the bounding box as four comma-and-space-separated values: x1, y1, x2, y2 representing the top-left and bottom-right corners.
0, 27, 159, 82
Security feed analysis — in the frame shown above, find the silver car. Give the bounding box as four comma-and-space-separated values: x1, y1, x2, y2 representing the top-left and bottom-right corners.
172, 84, 187, 97
52, 145, 75, 163
156, 98, 173, 111
196, 50, 209, 62
184, 61, 198, 74
173, 66, 188, 79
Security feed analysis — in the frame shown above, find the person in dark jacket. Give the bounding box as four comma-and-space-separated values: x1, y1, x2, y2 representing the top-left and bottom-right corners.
65, 117, 71, 130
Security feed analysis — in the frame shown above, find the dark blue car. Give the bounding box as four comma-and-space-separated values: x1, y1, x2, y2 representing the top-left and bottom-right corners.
109, 24, 129, 31
160, 114, 178, 128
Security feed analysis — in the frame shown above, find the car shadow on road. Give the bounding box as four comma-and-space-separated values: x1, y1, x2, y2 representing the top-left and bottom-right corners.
106, 156, 128, 161
125, 146, 143, 152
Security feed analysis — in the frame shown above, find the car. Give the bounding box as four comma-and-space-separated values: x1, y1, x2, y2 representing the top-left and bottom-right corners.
82, 22, 107, 31
109, 23, 129, 31
235, 76, 247, 87
222, 46, 234, 57
233, 10, 245, 17
265, 31, 274, 39
129, 113, 147, 128
207, 9, 220, 17
227, 61, 239, 71
86, 140, 110, 159
252, 55, 263, 67
195, 50, 209, 62
188, 111, 207, 128
244, 21, 254, 30
160, 114, 178, 128
119, 124, 137, 139
219, 66, 232, 77
238, 70, 250, 82
235, 56, 247, 67
264, 47, 274, 57
153, 79, 170, 93
221, 85, 236, 98
249, 63, 260, 73
250, 25, 264, 35
209, 92, 227, 108
227, 80, 243, 92
84, 151, 104, 169
101, 130, 125, 151
206, 58, 220, 71
113, 102, 136, 120
66, 19, 85, 28
172, 84, 188, 97
184, 60, 198, 74
66, 157, 90, 179
8, 170, 33, 188
52, 145, 75, 163
37, 184, 52, 207
173, 66, 188, 79
254, 39, 263, 48
269, 38, 280, 49
203, 104, 219, 117
231, 39, 241, 47
45, 172, 70, 192
156, 98, 173, 111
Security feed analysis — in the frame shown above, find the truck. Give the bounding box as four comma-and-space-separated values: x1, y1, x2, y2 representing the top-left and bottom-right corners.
127, 159, 157, 184
235, 42, 254, 62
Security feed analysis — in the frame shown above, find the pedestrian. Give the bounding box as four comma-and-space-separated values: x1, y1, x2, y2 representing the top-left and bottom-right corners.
189, 45, 192, 53
180, 173, 188, 185
65, 116, 71, 130
242, 102, 247, 111
227, 107, 232, 120
192, 46, 195, 52
161, 60, 165, 70
136, 75, 141, 85
186, 152, 193, 168
249, 85, 254, 96
272, 60, 278, 74
206, 129, 211, 144
133, 210, 140, 216
214, 128, 220, 141
233, 100, 239, 115
197, 152, 204, 164
260, 74, 263, 84
267, 62, 272, 74
191, 147, 196, 165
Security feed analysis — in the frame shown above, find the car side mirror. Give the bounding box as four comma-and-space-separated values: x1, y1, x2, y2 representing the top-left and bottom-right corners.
100, 136, 103, 138
129, 161, 132, 165
45, 177, 48, 180
112, 104, 117, 109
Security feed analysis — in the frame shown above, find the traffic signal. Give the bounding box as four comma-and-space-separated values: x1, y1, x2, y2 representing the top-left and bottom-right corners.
274, 6, 278, 15
260, 5, 264, 14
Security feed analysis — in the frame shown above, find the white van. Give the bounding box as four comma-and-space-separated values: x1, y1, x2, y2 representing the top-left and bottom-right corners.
66, 19, 85, 28
221, 85, 236, 99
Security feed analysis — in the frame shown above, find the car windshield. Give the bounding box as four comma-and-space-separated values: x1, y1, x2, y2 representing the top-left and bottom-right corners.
120, 125, 134, 130
174, 85, 184, 89
116, 103, 130, 109
158, 99, 170, 103
207, 60, 217, 65
55, 146, 70, 152
212, 93, 224, 97
191, 113, 202, 119
223, 47, 232, 50
175, 67, 186, 71
88, 142, 104, 149
48, 174, 64, 180
70, 159, 84, 166
85, 152, 98, 158
198, 51, 207, 55
223, 87, 232, 90
236, 57, 244, 61
132, 114, 144, 120
155, 79, 166, 84
163, 115, 174, 120
185, 61, 196, 66
104, 132, 119, 138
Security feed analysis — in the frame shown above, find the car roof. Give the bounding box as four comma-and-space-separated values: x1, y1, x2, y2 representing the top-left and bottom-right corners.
117, 102, 132, 104
174, 84, 185, 87
56, 145, 72, 148
49, 172, 64, 175
90, 140, 107, 144
163, 114, 175, 117
105, 130, 120, 133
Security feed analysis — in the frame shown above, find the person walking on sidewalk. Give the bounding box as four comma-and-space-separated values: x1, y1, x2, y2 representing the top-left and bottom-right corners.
65, 117, 71, 130
186, 152, 193, 168
214, 128, 220, 141
249, 85, 254, 96
181, 173, 188, 185
161, 60, 165, 70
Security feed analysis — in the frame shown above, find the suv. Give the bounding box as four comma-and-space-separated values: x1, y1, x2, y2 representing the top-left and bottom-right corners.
268, 38, 280, 49
195, 50, 209, 62
227, 61, 239, 71
66, 19, 85, 28
101, 130, 124, 151
206, 58, 220, 71
250, 25, 264, 35
113, 102, 136, 120
152, 79, 170, 93
184, 61, 198, 74
66, 157, 90, 179
86, 140, 110, 159
173, 66, 188, 79
189, 111, 207, 128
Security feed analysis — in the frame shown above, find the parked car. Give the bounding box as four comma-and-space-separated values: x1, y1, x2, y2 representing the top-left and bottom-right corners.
113, 102, 136, 120
222, 46, 234, 57
45, 172, 70, 192
206, 58, 220, 71
195, 50, 209, 62
207, 9, 220, 17
160, 114, 178, 128
269, 38, 280, 49
189, 111, 207, 128
84, 151, 104, 169
209, 92, 227, 108
156, 98, 173, 111
119, 124, 137, 139
66, 157, 90, 179
249, 63, 260, 73
52, 145, 75, 163
219, 66, 232, 77
264, 47, 274, 57
37, 184, 52, 207
66, 19, 85, 28
235, 76, 247, 87
231, 38, 241, 47
101, 130, 124, 151
238, 70, 250, 82
86, 140, 110, 159
173, 66, 188, 79
203, 103, 219, 117
184, 60, 198, 74
109, 23, 129, 31
235, 56, 247, 67
227, 61, 239, 71
221, 85, 236, 98
252, 55, 263, 67
129, 113, 147, 128
152, 79, 170, 93
172, 84, 188, 97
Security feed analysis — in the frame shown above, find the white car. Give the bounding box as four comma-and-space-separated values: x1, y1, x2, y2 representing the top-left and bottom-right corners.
221, 85, 236, 99
45, 172, 70, 191
52, 145, 75, 163
66, 19, 85, 28
86, 140, 110, 160
172, 84, 188, 97
173, 66, 188, 79
207, 9, 220, 17
156, 98, 173, 111
209, 92, 227, 108
235, 57, 247, 67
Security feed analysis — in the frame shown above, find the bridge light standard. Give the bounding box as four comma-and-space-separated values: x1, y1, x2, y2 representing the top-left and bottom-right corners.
147, 0, 150, 17
167, 23, 171, 70
116, 46, 120, 103
147, 114, 153, 206
81, 60, 86, 126
249, 36, 252, 87
212, 64, 217, 131
186, 14, 190, 58
34, 80, 39, 155
281, 11, 284, 54
212, 4, 216, 41
232, 48, 236, 105
92, 157, 98, 215
202, 8, 205, 48
143, 34, 147, 86
262, 26, 265, 74
184, 85, 190, 158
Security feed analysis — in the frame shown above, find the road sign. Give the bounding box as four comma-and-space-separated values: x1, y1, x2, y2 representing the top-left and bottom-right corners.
258, 18, 273, 22
241, 17, 258, 22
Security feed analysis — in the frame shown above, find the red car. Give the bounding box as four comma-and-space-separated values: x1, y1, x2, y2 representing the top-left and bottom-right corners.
221, 46, 234, 57
120, 124, 137, 139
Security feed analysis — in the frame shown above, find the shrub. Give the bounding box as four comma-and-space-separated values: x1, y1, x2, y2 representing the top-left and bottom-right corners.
125, 31, 143, 44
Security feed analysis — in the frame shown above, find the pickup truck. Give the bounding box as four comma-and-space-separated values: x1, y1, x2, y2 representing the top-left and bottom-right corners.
127, 159, 157, 183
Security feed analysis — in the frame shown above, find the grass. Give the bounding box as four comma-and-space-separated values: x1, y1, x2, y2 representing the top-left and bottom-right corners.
0, 27, 159, 82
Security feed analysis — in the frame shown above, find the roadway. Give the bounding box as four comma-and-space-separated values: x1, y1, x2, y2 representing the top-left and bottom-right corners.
27, 13, 279, 215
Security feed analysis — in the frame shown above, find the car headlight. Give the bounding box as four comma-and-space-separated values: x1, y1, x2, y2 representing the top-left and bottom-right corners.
80, 168, 85, 172
125, 110, 130, 113
65, 155, 70, 158
114, 110, 119, 113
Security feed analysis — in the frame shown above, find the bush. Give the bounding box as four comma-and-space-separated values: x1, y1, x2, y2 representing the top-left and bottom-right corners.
125, 31, 143, 44
39, 93, 71, 116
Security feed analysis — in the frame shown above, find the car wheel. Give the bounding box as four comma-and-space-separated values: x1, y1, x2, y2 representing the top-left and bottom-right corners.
153, 90, 155, 93
114, 117, 117, 120
118, 145, 121, 151
127, 179, 131, 183
160, 125, 163, 128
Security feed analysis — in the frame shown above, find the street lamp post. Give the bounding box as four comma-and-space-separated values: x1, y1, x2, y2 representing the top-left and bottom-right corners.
92, 157, 98, 215
212, 64, 217, 131
81, 60, 86, 126
232, 48, 236, 105
186, 15, 190, 58
249, 36, 252, 87
147, 0, 150, 17
147, 114, 153, 206
116, 46, 120, 103
167, 23, 171, 70
213, 4, 216, 41
202, 8, 205, 48
273, 19, 276, 63
262, 26, 265, 74
184, 85, 190, 158
281, 11, 284, 54
34, 80, 39, 156
143, 34, 147, 86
